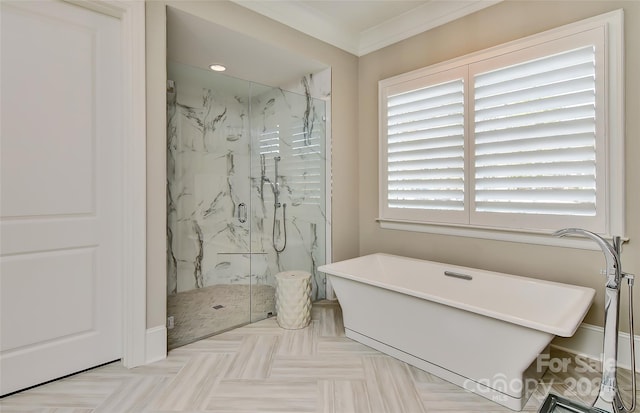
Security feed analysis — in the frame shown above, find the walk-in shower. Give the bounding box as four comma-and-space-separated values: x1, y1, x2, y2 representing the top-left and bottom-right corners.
166, 61, 329, 349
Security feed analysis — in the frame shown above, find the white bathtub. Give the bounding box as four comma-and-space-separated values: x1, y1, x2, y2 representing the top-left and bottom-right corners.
318, 253, 595, 411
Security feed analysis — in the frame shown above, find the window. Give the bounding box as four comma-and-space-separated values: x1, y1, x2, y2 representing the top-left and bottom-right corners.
258, 118, 325, 207
259, 126, 280, 155
385, 68, 466, 224
289, 118, 324, 206
378, 10, 624, 242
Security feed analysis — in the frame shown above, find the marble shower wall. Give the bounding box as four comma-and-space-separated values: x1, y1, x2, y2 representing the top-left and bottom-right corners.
167, 63, 253, 295
251, 80, 328, 300
167, 61, 328, 307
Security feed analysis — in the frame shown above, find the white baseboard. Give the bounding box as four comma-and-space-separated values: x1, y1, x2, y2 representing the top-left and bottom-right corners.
552, 323, 640, 373
145, 326, 167, 364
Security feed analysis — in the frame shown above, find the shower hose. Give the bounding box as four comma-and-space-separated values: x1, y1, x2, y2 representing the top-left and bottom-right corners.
272, 203, 286, 253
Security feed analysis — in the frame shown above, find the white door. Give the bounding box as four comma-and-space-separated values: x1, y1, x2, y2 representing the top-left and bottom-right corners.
0, 0, 123, 395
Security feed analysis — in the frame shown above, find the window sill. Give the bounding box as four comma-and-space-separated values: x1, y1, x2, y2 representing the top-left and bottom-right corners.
376, 218, 626, 251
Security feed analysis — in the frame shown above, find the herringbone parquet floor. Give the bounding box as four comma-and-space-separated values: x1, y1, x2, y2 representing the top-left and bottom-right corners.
1, 301, 638, 413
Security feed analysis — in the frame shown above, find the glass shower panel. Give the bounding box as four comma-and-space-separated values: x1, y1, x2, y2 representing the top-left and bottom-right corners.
166, 61, 253, 349
250, 86, 327, 304
166, 61, 328, 349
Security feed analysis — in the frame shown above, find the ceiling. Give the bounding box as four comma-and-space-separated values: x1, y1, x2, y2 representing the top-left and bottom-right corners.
167, 7, 328, 89
231, 0, 502, 56
167, 1, 501, 89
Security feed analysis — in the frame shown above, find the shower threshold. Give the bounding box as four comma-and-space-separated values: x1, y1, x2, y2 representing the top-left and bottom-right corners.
538, 394, 607, 413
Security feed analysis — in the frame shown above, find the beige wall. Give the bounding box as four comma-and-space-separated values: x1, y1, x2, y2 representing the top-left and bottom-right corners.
147, 0, 639, 333
145, 1, 359, 328
358, 1, 640, 329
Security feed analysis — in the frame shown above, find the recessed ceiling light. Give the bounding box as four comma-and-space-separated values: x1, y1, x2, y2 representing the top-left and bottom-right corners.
209, 64, 226, 72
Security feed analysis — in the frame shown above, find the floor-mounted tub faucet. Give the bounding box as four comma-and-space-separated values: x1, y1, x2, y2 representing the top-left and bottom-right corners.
549, 228, 635, 413
553, 228, 621, 289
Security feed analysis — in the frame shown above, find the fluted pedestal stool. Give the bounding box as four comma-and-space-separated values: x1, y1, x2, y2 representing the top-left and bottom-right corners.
275, 271, 312, 329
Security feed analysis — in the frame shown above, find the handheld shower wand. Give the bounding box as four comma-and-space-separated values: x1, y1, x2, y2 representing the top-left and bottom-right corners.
273, 156, 281, 207
261, 156, 286, 253
271, 156, 286, 253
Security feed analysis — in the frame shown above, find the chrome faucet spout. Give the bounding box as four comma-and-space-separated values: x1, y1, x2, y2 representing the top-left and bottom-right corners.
553, 228, 621, 289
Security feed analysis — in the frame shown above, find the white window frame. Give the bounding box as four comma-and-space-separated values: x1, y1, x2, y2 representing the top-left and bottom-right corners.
468, 30, 606, 233
380, 66, 468, 225
378, 10, 625, 249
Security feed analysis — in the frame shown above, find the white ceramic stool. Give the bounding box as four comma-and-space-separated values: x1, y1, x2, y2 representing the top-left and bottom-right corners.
275, 271, 312, 329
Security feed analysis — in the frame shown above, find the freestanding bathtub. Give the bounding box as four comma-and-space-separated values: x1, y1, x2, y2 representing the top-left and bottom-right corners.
317, 253, 595, 411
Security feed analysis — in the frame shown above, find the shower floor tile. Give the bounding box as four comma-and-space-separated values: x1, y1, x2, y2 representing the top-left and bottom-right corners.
2, 301, 638, 412
167, 283, 276, 349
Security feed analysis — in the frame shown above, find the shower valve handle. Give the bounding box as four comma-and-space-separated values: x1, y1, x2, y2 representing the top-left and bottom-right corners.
623, 272, 635, 286
238, 203, 247, 223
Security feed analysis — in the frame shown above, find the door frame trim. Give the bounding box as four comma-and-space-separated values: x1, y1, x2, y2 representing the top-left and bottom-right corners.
66, 0, 148, 367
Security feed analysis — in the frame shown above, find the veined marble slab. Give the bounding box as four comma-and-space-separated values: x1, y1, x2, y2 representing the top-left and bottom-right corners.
167, 62, 328, 326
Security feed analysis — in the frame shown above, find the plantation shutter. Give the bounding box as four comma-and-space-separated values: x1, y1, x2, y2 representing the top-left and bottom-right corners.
473, 46, 598, 217
289, 118, 324, 206
379, 17, 618, 237
385, 77, 466, 217
259, 127, 280, 155
258, 115, 324, 208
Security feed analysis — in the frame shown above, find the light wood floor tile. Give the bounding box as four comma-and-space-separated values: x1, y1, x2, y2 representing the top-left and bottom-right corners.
363, 355, 426, 413
311, 304, 344, 338
40, 409, 94, 413
3, 300, 638, 412
93, 376, 169, 413
276, 321, 318, 356
224, 335, 279, 379
148, 353, 232, 411
89, 357, 190, 379
316, 380, 333, 413
418, 391, 512, 412
205, 396, 316, 413
316, 337, 379, 355
171, 334, 245, 354
269, 356, 366, 380
214, 379, 317, 399
324, 380, 372, 413
230, 317, 282, 335
0, 409, 92, 413
207, 379, 317, 412
0, 376, 119, 410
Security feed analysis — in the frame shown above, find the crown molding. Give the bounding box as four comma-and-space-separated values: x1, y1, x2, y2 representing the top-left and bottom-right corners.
230, 1, 360, 55
231, 0, 501, 57
359, 0, 502, 56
